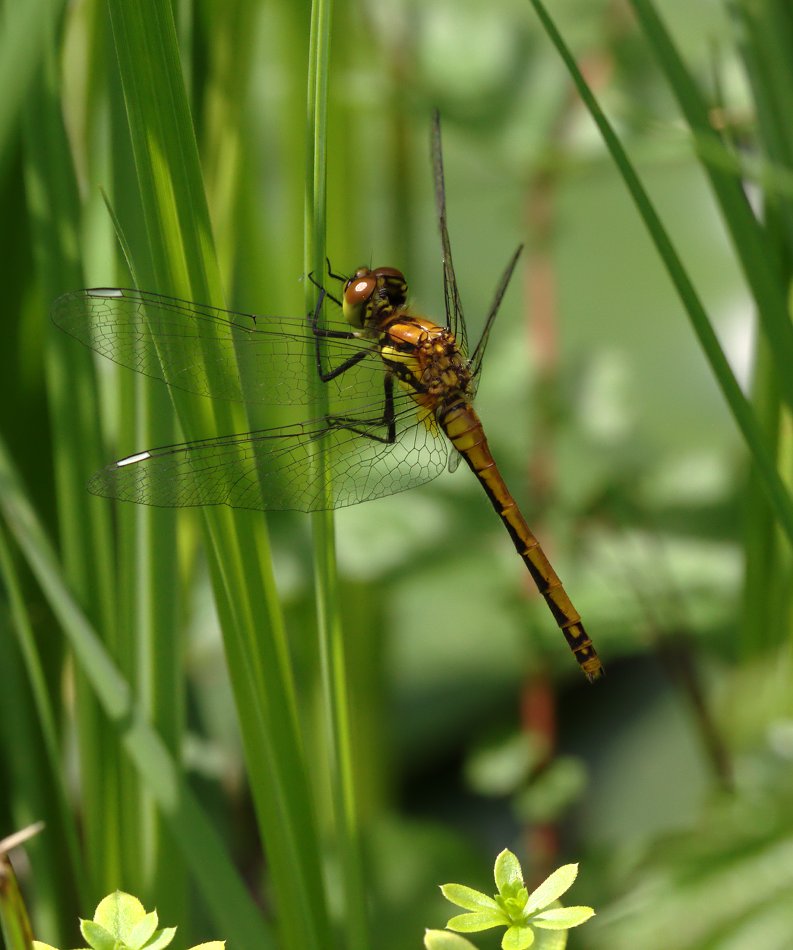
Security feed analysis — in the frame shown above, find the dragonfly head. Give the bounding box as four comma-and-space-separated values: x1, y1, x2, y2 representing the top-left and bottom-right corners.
343, 266, 407, 330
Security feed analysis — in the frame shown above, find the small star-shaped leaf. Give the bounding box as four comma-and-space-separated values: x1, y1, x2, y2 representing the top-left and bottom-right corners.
502, 923, 535, 949
440, 884, 501, 914
79, 920, 116, 950
494, 849, 523, 892
447, 910, 507, 933
533, 906, 595, 930
525, 865, 578, 915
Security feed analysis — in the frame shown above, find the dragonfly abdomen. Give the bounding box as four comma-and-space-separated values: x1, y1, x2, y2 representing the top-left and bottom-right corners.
440, 400, 604, 682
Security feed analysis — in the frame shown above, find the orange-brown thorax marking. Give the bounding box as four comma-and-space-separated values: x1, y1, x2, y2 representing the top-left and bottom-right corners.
380, 315, 472, 413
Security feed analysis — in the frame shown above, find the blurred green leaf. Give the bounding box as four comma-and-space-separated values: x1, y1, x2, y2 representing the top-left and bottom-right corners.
424, 930, 479, 950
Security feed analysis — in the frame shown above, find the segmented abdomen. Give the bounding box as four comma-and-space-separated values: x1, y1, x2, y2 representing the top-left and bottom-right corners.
439, 399, 604, 682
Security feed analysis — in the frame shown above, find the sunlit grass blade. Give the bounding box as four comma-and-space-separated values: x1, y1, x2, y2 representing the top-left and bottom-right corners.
626, 0, 793, 413
738, 337, 789, 657
0, 523, 85, 920
23, 9, 122, 907
0, 434, 272, 948
730, 0, 793, 241
0, 830, 38, 950
200, 0, 258, 289
0, 0, 64, 178
100, 43, 184, 907
106, 2, 330, 945
527, 0, 793, 550
305, 0, 371, 946
728, 0, 793, 657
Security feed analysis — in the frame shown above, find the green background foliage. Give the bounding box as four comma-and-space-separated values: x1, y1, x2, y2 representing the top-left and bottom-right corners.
1, 0, 793, 948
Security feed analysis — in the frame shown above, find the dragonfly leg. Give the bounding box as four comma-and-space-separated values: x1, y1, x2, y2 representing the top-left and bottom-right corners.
307, 258, 353, 307
309, 290, 374, 383
326, 373, 397, 444
314, 343, 370, 383
307, 271, 343, 308
325, 257, 349, 283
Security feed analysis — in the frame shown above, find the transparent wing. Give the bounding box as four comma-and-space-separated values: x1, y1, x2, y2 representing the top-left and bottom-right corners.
51, 287, 383, 406
88, 395, 450, 512
431, 110, 468, 357
468, 244, 523, 394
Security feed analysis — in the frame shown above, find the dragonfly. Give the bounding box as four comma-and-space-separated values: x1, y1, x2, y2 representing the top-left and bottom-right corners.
52, 112, 603, 682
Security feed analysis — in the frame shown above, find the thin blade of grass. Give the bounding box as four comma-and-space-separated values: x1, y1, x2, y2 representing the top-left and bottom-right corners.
0, 522, 84, 911
106, 2, 330, 944
627, 0, 793, 412
0, 602, 77, 943
0, 845, 36, 950
728, 0, 793, 657
24, 8, 122, 905
0, 434, 272, 948
0, 0, 64, 178
729, 0, 793, 250
527, 0, 793, 550
305, 0, 370, 946
102, 21, 185, 907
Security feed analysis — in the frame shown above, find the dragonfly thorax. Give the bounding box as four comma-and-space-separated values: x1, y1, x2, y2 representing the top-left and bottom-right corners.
342, 266, 408, 332
381, 316, 472, 409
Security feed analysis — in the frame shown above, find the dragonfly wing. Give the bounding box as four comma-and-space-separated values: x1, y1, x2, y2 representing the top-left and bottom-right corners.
430, 111, 468, 357
51, 287, 383, 407
468, 244, 523, 394
89, 396, 449, 512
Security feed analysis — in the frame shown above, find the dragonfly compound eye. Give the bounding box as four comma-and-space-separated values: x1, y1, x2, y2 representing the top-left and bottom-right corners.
342, 272, 377, 328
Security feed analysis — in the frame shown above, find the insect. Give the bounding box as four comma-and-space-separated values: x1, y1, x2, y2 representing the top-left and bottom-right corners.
52, 112, 603, 681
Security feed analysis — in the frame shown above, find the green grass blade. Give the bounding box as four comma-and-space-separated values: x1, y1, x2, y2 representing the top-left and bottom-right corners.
730, 0, 793, 251
738, 338, 788, 656
106, 2, 330, 945
0, 0, 64, 178
103, 35, 185, 909
0, 836, 37, 950
200, 0, 258, 289
305, 0, 370, 946
24, 8, 122, 904
0, 523, 85, 925
627, 0, 793, 412
527, 0, 793, 550
0, 434, 272, 948
728, 0, 793, 657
